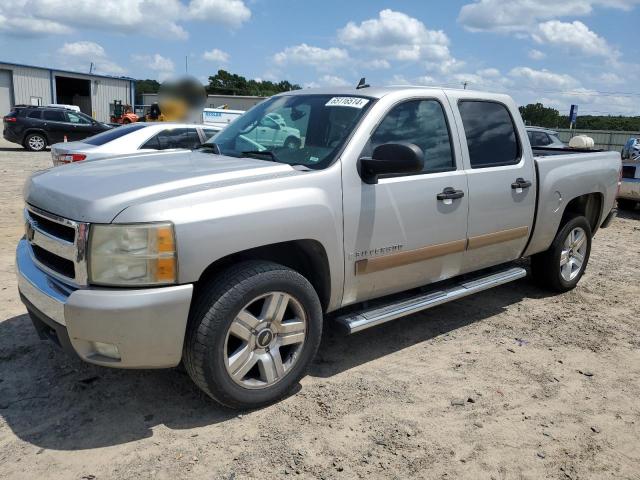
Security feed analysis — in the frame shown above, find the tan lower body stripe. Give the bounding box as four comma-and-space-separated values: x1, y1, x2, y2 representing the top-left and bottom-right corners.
355, 226, 529, 275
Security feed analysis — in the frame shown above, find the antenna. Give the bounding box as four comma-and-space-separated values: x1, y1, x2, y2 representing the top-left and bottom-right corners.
462, 81, 468, 90
356, 77, 370, 89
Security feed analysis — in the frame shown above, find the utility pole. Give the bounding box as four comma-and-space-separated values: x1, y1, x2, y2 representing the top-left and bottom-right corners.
185, 56, 188, 74
89, 62, 94, 74
462, 81, 468, 90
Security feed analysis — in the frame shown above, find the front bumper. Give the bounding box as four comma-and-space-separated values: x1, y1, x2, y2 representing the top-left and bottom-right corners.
16, 239, 193, 368
618, 178, 640, 201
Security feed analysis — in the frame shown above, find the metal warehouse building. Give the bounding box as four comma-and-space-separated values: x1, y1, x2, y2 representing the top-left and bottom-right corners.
141, 92, 265, 111
0, 61, 135, 123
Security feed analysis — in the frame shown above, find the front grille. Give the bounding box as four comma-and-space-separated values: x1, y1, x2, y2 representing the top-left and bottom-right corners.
31, 244, 75, 278
29, 210, 75, 242
25, 205, 89, 286
622, 165, 636, 179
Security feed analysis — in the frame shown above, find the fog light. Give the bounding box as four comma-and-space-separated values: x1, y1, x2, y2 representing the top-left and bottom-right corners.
91, 341, 121, 360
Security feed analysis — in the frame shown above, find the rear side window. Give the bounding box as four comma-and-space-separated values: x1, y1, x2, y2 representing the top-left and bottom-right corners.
142, 128, 202, 150
364, 99, 455, 174
459, 101, 520, 168
27, 110, 42, 119
84, 124, 147, 146
43, 110, 66, 122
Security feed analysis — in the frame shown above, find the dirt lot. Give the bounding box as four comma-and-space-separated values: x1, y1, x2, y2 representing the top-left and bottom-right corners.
0, 138, 638, 480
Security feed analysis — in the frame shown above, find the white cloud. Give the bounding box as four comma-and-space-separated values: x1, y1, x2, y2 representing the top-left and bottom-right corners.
597, 72, 625, 85
319, 75, 350, 87
132, 54, 175, 72
186, 0, 251, 27
338, 9, 453, 63
528, 49, 547, 60
57, 41, 126, 75
477, 68, 500, 77
273, 44, 349, 70
458, 0, 640, 33
203, 48, 230, 63
0, 0, 252, 39
532, 20, 617, 57
367, 59, 391, 69
509, 67, 579, 90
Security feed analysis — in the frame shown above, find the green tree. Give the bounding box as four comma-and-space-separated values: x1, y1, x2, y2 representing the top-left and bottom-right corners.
206, 69, 300, 96
519, 103, 560, 128
134, 79, 161, 104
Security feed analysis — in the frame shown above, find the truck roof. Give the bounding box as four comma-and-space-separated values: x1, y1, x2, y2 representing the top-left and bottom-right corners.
278, 85, 512, 102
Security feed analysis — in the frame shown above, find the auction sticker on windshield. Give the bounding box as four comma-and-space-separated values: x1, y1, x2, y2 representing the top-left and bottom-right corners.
325, 97, 370, 108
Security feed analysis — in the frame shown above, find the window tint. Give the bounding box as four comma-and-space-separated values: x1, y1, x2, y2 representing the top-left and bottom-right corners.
364, 99, 455, 174
459, 101, 520, 168
27, 110, 42, 119
142, 128, 202, 150
43, 110, 66, 122
67, 112, 91, 124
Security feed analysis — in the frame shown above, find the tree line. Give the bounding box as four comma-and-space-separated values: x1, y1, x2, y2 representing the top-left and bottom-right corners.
519, 103, 640, 132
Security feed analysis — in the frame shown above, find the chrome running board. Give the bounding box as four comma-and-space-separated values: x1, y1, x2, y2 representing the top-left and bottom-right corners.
336, 267, 527, 334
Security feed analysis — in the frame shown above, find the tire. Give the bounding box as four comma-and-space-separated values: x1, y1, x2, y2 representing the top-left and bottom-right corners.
530, 215, 592, 292
183, 261, 323, 409
24, 133, 47, 152
284, 136, 300, 150
617, 198, 637, 210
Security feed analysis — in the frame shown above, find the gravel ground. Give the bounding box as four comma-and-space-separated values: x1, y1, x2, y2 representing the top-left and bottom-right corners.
0, 138, 639, 480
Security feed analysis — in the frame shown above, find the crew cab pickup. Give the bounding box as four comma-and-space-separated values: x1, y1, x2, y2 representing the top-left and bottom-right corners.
16, 87, 620, 409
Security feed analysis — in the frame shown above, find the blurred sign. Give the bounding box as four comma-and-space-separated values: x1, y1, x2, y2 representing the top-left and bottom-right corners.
569, 104, 578, 128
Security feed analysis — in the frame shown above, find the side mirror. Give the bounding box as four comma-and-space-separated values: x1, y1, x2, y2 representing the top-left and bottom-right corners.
358, 143, 424, 184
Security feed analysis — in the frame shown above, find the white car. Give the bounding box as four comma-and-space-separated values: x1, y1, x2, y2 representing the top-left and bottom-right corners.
242, 112, 301, 149
51, 123, 222, 166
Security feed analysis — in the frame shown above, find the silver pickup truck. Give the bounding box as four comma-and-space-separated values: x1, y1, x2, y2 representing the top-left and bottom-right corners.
16, 86, 620, 408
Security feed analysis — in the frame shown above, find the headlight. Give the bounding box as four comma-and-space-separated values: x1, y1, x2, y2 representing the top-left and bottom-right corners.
89, 223, 177, 286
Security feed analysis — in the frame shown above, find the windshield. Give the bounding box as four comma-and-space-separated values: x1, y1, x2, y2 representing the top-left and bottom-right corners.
206, 94, 374, 169
84, 124, 148, 146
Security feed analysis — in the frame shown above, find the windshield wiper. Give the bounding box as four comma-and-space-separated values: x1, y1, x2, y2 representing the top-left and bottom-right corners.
241, 150, 279, 162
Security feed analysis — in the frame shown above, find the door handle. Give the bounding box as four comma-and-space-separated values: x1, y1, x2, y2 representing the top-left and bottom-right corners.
437, 187, 465, 201
511, 178, 532, 189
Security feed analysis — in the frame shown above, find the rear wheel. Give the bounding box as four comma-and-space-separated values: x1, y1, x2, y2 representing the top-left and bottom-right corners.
617, 198, 637, 210
24, 133, 46, 151
184, 261, 322, 409
531, 216, 592, 292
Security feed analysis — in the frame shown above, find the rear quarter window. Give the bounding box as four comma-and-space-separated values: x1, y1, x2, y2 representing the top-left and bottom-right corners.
84, 124, 147, 146
459, 101, 520, 168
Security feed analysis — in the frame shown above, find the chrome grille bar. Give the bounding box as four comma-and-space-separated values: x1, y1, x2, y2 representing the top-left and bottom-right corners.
24, 205, 89, 287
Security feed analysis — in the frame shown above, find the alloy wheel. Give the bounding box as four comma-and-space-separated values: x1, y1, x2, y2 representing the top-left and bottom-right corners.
560, 227, 587, 282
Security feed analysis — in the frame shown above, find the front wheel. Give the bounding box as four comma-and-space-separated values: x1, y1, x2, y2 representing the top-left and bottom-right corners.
183, 261, 322, 409
531, 216, 592, 292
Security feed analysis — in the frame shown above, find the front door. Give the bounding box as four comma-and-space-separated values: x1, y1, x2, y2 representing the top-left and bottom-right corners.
342, 95, 469, 305
65, 111, 94, 141
452, 98, 536, 272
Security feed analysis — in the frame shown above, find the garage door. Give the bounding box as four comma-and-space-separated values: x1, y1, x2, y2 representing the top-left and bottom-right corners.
0, 69, 12, 116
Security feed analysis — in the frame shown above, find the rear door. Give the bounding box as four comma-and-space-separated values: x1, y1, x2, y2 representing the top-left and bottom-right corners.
452, 97, 536, 272
41, 109, 68, 143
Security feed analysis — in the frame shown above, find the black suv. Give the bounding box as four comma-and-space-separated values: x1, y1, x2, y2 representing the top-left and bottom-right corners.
3, 106, 111, 151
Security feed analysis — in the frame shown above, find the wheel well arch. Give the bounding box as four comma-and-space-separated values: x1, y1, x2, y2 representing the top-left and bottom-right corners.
560, 192, 603, 234
23, 129, 49, 145
196, 239, 332, 312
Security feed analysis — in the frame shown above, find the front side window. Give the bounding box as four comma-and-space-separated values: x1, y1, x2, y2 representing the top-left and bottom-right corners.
208, 94, 373, 169
459, 101, 520, 168
363, 99, 455, 174
43, 110, 66, 122
67, 112, 91, 125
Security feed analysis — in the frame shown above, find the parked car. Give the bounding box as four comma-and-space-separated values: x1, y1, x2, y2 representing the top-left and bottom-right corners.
616, 138, 639, 210
51, 123, 222, 166
241, 112, 302, 149
17, 86, 619, 409
526, 126, 566, 149
621, 137, 639, 161
3, 105, 111, 151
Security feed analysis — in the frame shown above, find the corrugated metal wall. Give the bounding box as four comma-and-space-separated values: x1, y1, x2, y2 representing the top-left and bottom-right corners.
92, 77, 131, 122
556, 128, 640, 151
0, 63, 52, 105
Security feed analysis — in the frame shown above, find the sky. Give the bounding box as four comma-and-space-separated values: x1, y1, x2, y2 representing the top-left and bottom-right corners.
1, 0, 639, 115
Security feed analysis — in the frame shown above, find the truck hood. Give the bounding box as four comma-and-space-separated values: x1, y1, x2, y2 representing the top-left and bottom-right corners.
25, 150, 296, 222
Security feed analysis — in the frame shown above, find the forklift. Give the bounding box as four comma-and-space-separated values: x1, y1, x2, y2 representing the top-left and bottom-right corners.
110, 100, 139, 124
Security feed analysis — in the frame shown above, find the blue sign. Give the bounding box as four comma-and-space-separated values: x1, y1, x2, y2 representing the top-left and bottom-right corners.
569, 104, 578, 126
